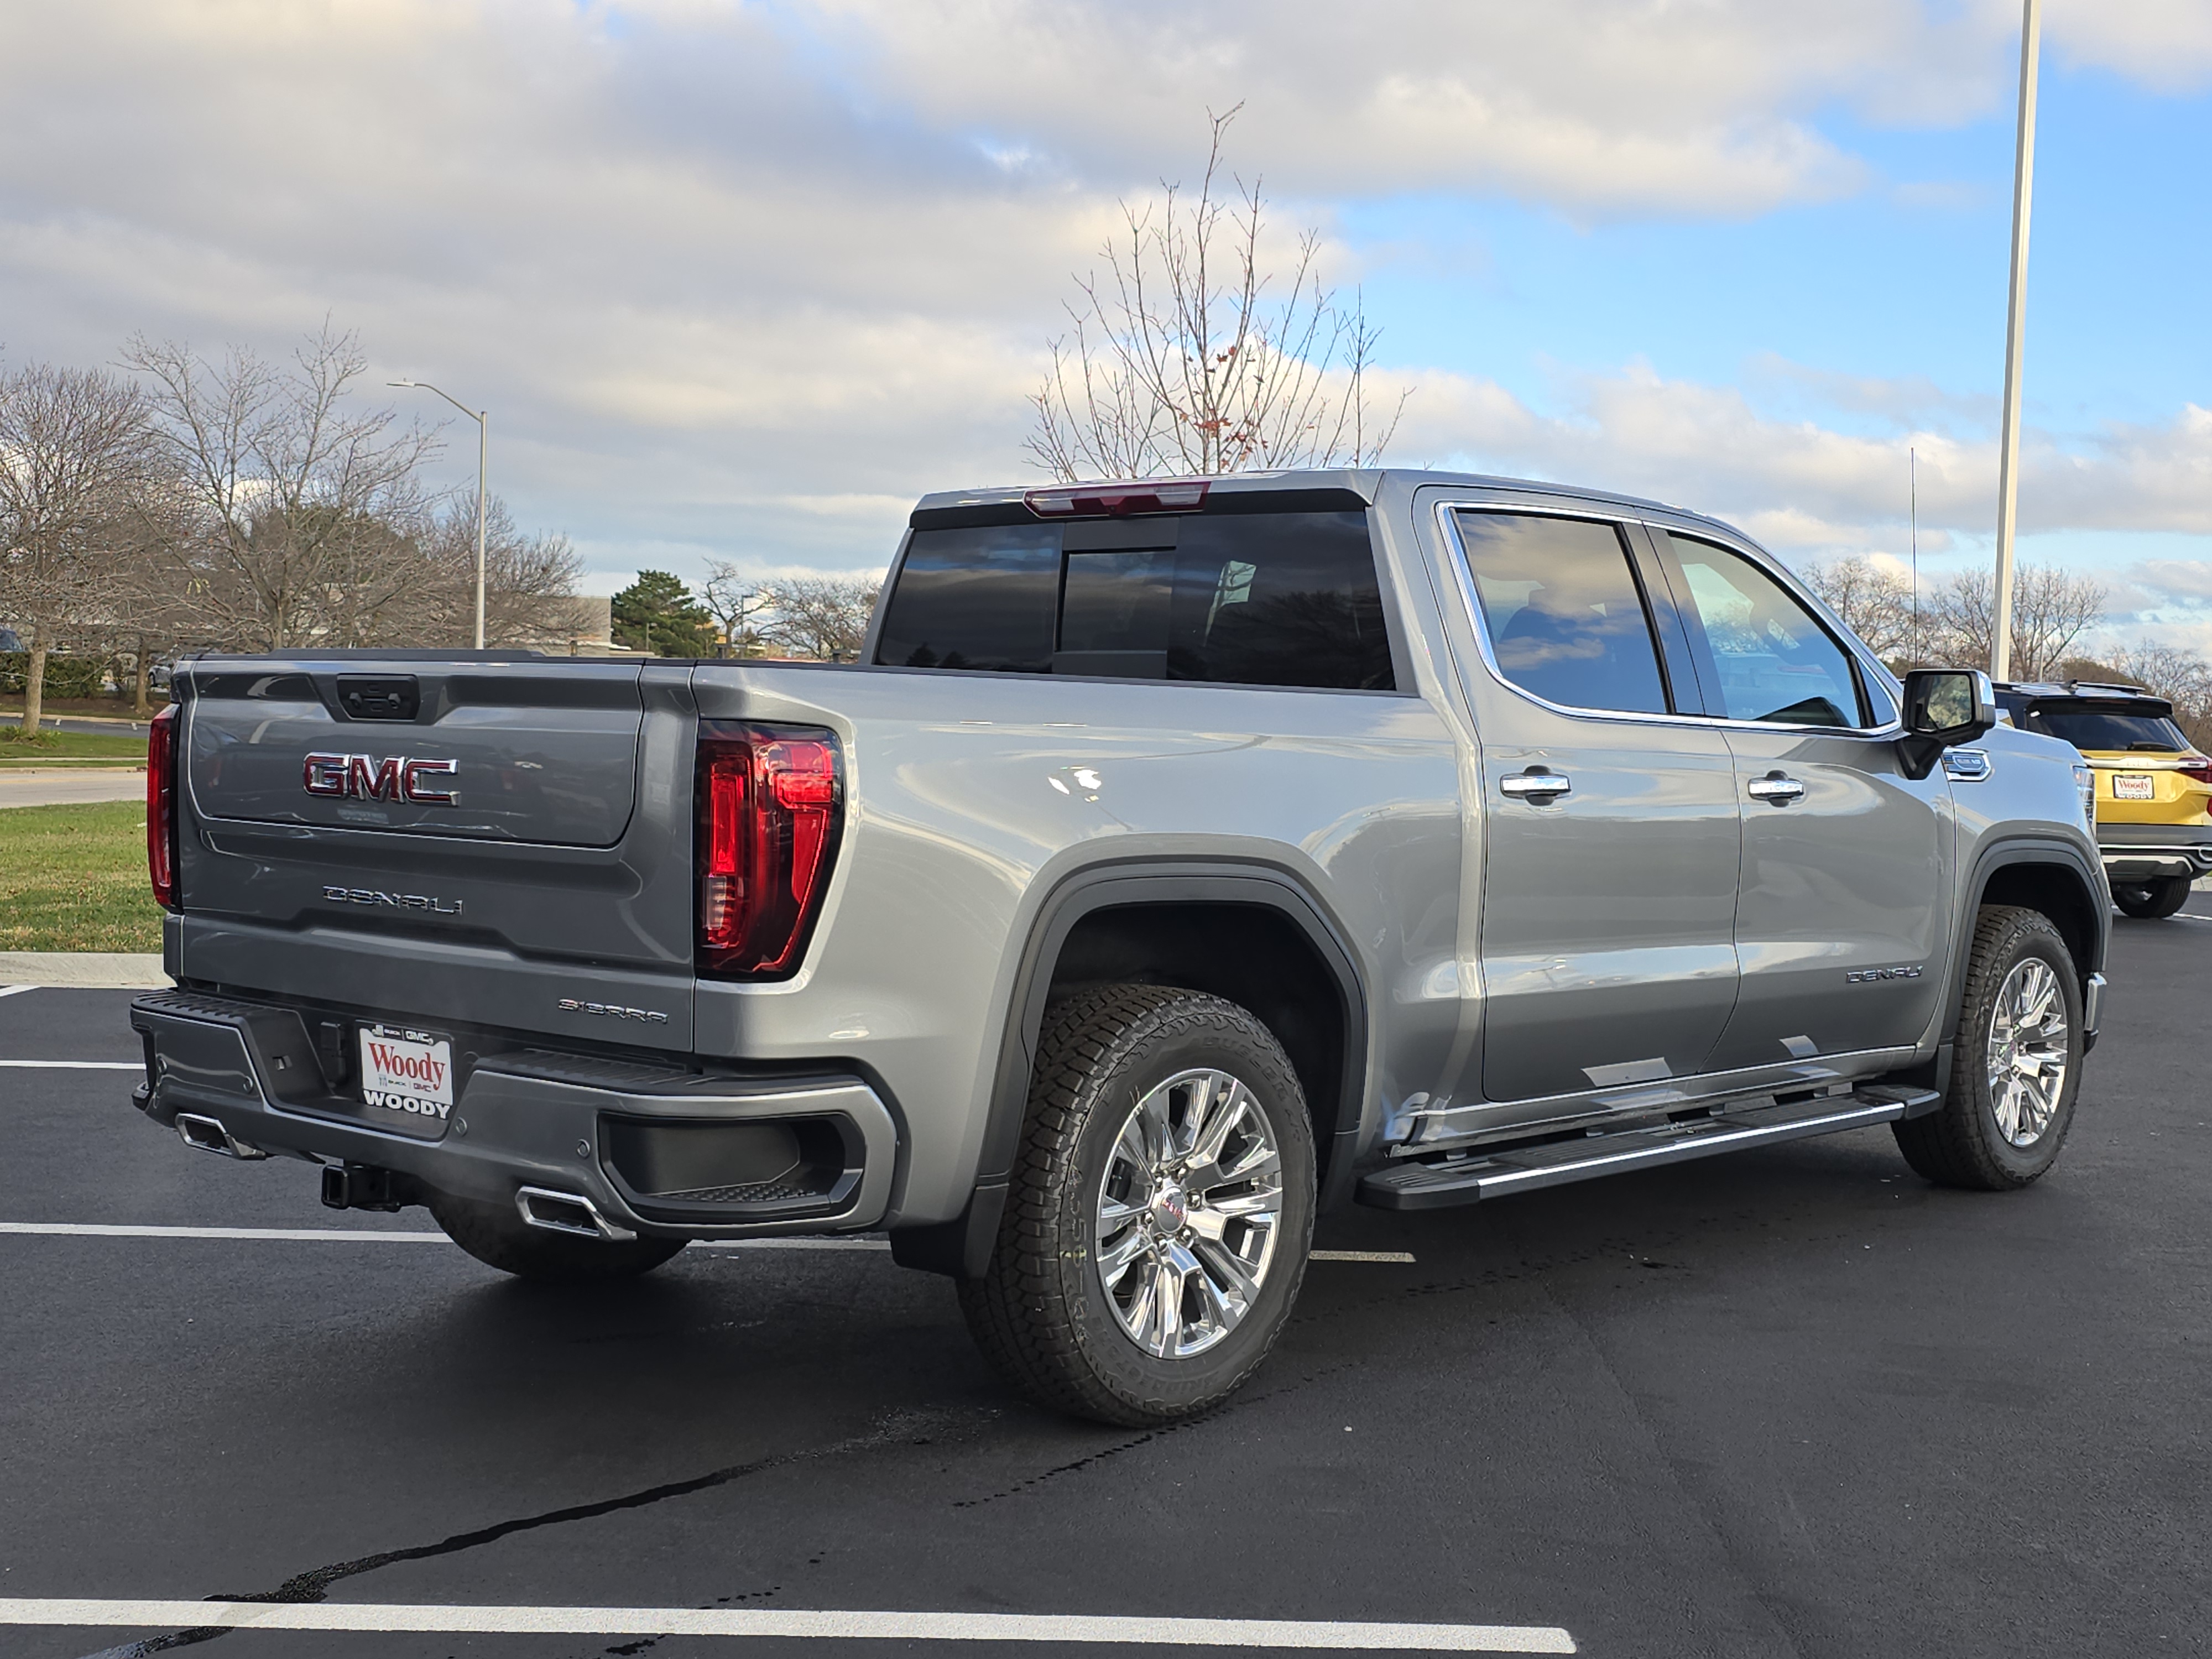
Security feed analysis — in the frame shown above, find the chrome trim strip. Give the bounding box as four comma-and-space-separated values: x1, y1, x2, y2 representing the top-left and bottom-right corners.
1426, 496, 1907, 740
1397, 1044, 1920, 1149
1467, 1099, 1910, 1199
2083, 971, 2107, 1036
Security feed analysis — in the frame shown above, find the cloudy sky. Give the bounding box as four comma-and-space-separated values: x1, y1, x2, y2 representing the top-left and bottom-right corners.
3, 0, 2208, 649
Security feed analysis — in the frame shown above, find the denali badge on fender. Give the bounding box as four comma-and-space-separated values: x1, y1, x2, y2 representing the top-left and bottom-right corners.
302, 753, 460, 805
1845, 965, 1924, 983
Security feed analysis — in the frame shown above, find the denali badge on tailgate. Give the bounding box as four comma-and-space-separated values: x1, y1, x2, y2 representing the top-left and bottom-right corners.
322, 885, 463, 916
302, 753, 460, 805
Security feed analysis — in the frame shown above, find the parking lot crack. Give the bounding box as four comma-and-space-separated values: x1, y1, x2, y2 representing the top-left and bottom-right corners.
74, 1408, 971, 1657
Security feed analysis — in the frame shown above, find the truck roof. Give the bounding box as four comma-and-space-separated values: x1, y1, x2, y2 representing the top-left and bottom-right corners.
910, 467, 1740, 538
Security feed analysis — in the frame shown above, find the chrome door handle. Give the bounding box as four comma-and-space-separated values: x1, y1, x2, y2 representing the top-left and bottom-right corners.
1499, 769, 1571, 801
1746, 773, 1805, 805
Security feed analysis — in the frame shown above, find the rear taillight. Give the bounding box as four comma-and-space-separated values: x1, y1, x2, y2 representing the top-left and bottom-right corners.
147, 703, 179, 910
2179, 754, 2212, 786
696, 722, 842, 979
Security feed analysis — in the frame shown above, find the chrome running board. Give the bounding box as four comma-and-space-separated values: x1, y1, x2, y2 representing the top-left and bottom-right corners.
1356, 1084, 1939, 1212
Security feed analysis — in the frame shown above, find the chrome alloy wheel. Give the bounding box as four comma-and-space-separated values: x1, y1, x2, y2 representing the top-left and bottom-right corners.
1986, 957, 2070, 1147
1093, 1068, 1285, 1360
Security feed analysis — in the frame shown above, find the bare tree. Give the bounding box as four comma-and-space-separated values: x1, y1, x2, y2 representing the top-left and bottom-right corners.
757, 575, 880, 662
411, 496, 584, 647
0, 362, 153, 732
1028, 107, 1405, 482
1924, 565, 2106, 680
125, 324, 440, 651
700, 560, 773, 657
1800, 555, 1919, 661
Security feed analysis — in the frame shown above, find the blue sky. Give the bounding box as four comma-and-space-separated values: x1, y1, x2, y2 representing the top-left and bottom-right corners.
2, 1, 2206, 648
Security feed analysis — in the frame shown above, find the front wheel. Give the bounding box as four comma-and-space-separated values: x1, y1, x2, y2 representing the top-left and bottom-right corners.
2112, 875, 2192, 919
958, 984, 1316, 1426
1893, 905, 2083, 1190
427, 1190, 687, 1283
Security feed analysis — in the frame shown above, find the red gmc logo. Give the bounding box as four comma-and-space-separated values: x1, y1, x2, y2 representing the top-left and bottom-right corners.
302, 753, 461, 805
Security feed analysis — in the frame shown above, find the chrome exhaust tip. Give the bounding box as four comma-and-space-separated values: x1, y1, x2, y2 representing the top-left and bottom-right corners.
514, 1186, 635, 1241
175, 1112, 269, 1161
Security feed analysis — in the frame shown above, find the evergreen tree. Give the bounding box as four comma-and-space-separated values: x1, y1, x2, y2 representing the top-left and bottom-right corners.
611, 570, 716, 656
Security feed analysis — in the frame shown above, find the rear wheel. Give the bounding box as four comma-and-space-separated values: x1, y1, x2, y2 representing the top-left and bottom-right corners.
959, 984, 1316, 1426
1893, 905, 2082, 1191
427, 1190, 687, 1283
2111, 875, 2192, 919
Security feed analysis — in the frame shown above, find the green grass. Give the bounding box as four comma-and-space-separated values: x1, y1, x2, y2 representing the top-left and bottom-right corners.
0, 728, 147, 764
0, 800, 165, 952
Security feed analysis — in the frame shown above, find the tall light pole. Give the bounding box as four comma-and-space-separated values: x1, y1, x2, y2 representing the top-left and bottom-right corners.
390, 379, 488, 650
1991, 0, 2042, 682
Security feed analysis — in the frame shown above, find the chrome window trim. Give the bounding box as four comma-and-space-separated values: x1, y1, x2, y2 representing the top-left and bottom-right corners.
1427, 497, 1906, 741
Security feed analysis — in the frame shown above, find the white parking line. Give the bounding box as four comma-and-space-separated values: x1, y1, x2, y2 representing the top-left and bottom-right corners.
0, 1599, 1575, 1651
0, 1060, 141, 1069
0, 984, 39, 999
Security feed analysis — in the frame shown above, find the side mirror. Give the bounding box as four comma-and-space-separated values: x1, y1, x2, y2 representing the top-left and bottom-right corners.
1899, 667, 1997, 779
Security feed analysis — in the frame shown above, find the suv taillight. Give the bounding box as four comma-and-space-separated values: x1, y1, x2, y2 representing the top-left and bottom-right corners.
696, 722, 842, 979
147, 703, 179, 910
2179, 754, 2212, 786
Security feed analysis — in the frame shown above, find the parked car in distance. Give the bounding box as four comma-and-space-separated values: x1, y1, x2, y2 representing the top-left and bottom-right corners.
1996, 680, 2212, 919
129, 469, 2109, 1425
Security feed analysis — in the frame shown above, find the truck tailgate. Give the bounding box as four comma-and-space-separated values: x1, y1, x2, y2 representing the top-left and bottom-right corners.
172, 658, 700, 1047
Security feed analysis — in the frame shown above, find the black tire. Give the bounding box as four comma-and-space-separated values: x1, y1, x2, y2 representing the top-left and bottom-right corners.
1893, 905, 2083, 1191
2112, 876, 2192, 919
958, 983, 1316, 1427
427, 1190, 687, 1283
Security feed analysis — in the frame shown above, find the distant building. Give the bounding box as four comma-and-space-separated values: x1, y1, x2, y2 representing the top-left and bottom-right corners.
515, 596, 646, 658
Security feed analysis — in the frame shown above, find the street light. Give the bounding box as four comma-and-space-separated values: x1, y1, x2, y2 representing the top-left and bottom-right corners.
389, 379, 488, 650
1991, 0, 2042, 682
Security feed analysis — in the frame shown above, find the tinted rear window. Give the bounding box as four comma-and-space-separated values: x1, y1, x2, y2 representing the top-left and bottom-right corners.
874, 510, 1394, 690
2026, 707, 2188, 750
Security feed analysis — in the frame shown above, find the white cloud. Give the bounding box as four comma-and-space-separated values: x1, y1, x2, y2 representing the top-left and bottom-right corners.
1386, 359, 2212, 557
2047, 0, 2212, 94
0, 0, 2205, 588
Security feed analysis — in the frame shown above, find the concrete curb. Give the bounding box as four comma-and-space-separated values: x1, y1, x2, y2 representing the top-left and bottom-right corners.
0, 953, 170, 989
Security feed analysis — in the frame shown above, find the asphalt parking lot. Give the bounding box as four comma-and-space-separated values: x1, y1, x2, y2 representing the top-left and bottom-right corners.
3, 904, 2209, 1659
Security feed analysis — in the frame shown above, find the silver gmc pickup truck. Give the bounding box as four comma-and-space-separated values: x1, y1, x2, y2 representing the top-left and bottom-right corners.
132, 469, 2110, 1425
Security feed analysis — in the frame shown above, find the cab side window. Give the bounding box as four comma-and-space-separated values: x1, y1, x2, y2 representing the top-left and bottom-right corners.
1661, 534, 1869, 728
1454, 512, 1670, 714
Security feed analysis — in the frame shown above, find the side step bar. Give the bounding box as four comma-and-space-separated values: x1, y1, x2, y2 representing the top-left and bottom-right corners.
1357, 1084, 1940, 1212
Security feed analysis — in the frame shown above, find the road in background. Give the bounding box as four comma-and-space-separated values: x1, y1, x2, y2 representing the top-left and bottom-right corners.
0, 772, 147, 808
2, 906, 2208, 1658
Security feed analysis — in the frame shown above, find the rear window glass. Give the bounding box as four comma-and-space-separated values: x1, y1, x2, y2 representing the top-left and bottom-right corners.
1454, 512, 1668, 714
2026, 707, 2188, 751
874, 511, 1394, 690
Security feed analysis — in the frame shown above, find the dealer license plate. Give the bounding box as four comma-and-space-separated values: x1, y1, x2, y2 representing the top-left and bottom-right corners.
2113, 774, 2156, 801
358, 1024, 456, 1124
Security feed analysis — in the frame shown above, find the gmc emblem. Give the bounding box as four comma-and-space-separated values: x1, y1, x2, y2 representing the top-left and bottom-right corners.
302, 753, 460, 805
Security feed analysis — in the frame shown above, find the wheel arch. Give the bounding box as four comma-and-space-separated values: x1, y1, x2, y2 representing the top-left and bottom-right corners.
1947, 838, 2107, 1042
891, 859, 1370, 1279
